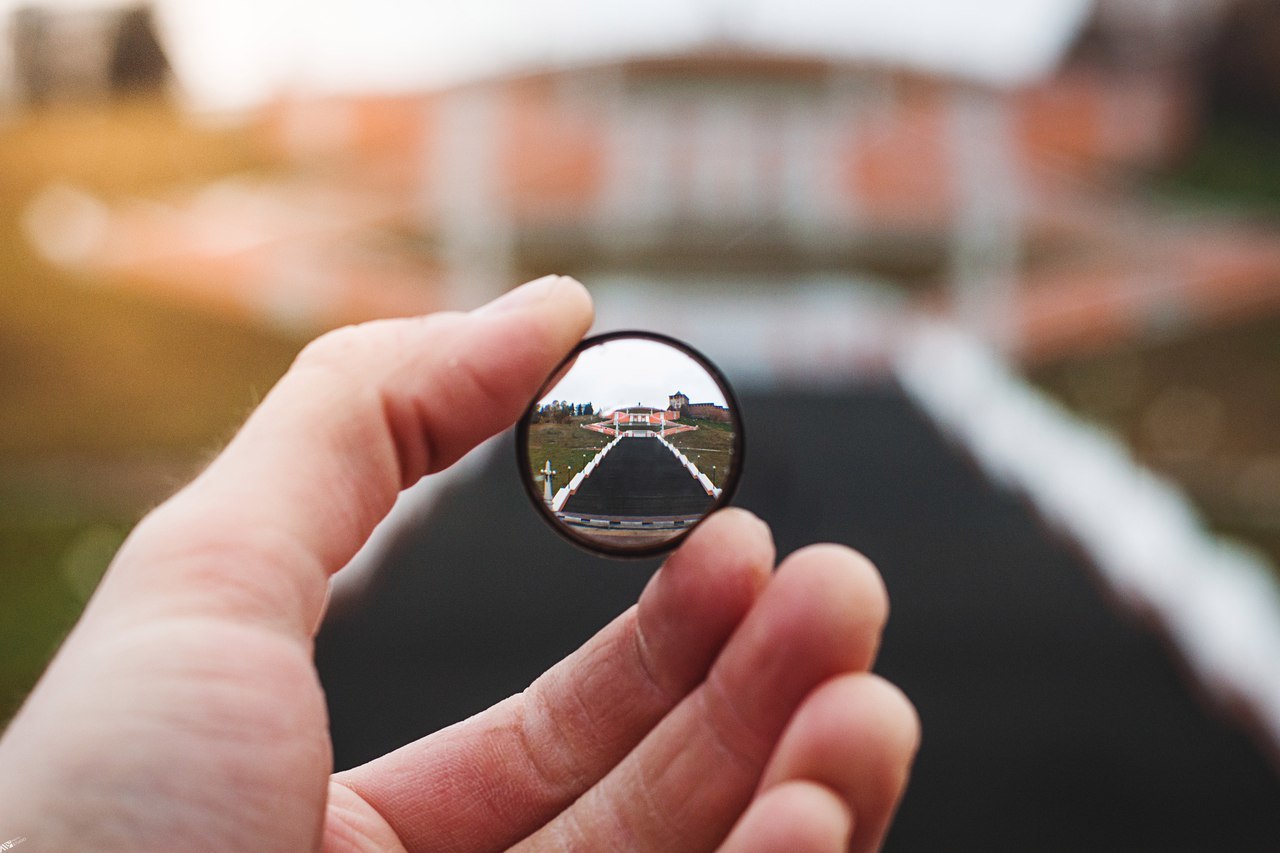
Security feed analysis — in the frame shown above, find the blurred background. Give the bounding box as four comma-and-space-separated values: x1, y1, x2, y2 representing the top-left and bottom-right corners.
3, 0, 1280, 848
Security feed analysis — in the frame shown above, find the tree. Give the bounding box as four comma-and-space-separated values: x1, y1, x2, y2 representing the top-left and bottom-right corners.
109, 6, 171, 96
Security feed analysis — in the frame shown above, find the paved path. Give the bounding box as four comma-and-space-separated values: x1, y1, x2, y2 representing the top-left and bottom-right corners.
316, 385, 1280, 851
563, 435, 713, 517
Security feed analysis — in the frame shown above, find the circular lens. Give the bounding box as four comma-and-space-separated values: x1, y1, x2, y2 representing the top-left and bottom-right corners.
517, 331, 744, 558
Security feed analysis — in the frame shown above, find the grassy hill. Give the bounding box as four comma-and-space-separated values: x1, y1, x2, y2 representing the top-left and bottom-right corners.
524, 418, 612, 496
0, 99, 304, 724
669, 425, 736, 489
1031, 311, 1280, 581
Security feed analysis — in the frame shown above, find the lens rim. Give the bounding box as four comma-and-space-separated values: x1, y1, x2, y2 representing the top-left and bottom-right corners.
516, 330, 746, 559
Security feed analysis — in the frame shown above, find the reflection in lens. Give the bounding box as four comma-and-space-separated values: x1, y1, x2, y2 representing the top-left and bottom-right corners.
519, 333, 742, 557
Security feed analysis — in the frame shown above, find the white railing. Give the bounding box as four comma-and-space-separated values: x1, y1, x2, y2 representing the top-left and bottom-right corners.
896, 321, 1280, 755
551, 434, 621, 511
552, 431, 722, 508
657, 434, 722, 497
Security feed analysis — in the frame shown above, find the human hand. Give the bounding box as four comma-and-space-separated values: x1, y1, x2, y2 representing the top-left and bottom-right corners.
0, 275, 918, 852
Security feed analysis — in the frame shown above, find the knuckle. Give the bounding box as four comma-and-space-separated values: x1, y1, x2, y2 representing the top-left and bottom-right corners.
292, 317, 431, 401
295, 323, 377, 373
701, 670, 773, 771
516, 684, 593, 797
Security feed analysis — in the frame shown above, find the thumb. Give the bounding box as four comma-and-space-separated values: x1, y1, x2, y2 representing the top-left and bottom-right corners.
94, 275, 592, 638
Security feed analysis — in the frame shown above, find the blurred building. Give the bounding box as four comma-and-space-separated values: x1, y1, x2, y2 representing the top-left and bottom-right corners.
266, 43, 1187, 317
18, 0, 1277, 360
248, 0, 1280, 360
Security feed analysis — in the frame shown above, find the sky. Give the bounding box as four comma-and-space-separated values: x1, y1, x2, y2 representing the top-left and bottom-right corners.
538, 337, 730, 414
0, 0, 1093, 111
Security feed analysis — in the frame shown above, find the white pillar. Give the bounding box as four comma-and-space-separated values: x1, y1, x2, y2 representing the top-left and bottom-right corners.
427, 86, 515, 309
542, 459, 556, 504
946, 88, 1022, 352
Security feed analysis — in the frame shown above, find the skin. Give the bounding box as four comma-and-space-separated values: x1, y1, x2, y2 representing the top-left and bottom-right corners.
0, 275, 919, 852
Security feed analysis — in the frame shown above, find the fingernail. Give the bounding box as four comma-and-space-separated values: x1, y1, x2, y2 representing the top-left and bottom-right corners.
474, 274, 570, 316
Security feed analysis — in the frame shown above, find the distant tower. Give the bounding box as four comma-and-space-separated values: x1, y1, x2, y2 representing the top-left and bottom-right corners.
669, 391, 690, 411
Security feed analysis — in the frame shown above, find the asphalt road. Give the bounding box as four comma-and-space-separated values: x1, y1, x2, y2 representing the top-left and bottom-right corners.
316, 384, 1280, 851
563, 435, 714, 517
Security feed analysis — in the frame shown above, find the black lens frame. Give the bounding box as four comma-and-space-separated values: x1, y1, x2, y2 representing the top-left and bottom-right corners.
516, 330, 746, 559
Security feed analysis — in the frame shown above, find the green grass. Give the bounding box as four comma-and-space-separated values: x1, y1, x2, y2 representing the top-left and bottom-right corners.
669, 426, 736, 488
677, 416, 735, 432
1157, 118, 1280, 215
0, 520, 130, 724
525, 419, 613, 496
1030, 312, 1280, 581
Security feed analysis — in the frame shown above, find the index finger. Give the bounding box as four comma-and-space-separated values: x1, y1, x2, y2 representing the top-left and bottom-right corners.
93, 275, 593, 638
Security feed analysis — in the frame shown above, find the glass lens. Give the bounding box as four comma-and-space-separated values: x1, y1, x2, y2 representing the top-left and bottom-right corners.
518, 332, 743, 557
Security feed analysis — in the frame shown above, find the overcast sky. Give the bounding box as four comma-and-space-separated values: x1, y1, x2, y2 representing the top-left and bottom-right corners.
539, 337, 730, 413
0, 0, 1093, 111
